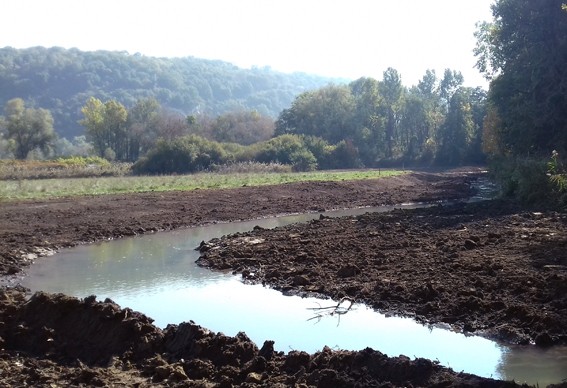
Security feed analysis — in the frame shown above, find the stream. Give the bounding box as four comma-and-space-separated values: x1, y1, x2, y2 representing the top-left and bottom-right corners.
22, 204, 567, 385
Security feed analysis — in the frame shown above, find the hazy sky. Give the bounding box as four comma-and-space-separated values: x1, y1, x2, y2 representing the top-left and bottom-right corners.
1, 0, 493, 88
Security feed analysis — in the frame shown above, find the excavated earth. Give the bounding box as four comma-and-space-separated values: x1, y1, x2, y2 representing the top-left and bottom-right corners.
0, 168, 566, 387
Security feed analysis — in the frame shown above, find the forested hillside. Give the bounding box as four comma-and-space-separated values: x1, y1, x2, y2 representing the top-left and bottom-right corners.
0, 46, 340, 139
0, 49, 488, 169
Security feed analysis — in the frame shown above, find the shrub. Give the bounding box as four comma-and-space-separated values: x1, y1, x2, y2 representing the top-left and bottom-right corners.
301, 135, 334, 169
254, 134, 317, 172
288, 148, 318, 172
547, 150, 567, 206
132, 135, 231, 175
55, 156, 111, 167
210, 161, 292, 174
489, 156, 555, 205
0, 157, 129, 179
329, 140, 362, 169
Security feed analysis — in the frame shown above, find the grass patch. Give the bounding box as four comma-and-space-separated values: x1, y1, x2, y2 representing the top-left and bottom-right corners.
0, 158, 131, 179
0, 169, 405, 201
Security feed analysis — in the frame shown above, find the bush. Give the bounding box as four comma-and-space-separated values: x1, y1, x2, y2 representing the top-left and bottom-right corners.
489, 156, 555, 205
132, 135, 230, 175
55, 156, 111, 167
254, 134, 317, 172
547, 150, 567, 207
0, 157, 129, 179
288, 148, 318, 172
329, 140, 362, 169
301, 135, 334, 169
210, 161, 292, 174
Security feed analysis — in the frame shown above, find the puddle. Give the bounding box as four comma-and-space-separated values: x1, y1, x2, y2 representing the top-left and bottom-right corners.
22, 207, 567, 385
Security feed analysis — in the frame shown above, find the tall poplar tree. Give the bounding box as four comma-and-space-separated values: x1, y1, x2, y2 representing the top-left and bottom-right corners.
379, 68, 404, 158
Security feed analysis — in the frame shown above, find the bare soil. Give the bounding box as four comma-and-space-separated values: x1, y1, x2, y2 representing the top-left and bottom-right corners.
0, 169, 565, 387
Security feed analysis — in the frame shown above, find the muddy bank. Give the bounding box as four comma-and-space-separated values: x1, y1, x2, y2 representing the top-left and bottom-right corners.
198, 200, 567, 348
0, 168, 562, 386
0, 170, 475, 277
0, 287, 525, 387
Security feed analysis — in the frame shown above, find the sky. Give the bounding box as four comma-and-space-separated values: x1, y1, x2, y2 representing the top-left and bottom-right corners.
1, 0, 494, 88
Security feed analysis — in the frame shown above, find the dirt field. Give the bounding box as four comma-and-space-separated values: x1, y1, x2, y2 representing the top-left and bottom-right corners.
1, 169, 565, 387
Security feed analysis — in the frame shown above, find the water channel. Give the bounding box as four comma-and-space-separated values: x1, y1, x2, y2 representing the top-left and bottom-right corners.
22, 204, 567, 386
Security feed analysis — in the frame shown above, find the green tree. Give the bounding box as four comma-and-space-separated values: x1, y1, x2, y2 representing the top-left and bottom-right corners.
379, 68, 404, 159
1, 98, 56, 159
398, 70, 446, 162
79, 97, 106, 158
438, 69, 464, 110
79, 97, 128, 160
475, 0, 567, 156
466, 87, 488, 163
417, 69, 438, 96
400, 91, 429, 161
349, 77, 385, 165
127, 97, 161, 161
411, 70, 445, 162
104, 100, 129, 160
209, 110, 274, 145
275, 85, 355, 144
436, 88, 475, 165
330, 139, 362, 169
301, 135, 334, 169
126, 98, 191, 161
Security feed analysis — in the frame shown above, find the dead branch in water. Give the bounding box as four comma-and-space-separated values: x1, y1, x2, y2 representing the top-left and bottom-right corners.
307, 297, 355, 326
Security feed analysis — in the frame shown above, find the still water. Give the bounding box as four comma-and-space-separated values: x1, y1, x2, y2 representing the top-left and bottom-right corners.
22, 206, 567, 385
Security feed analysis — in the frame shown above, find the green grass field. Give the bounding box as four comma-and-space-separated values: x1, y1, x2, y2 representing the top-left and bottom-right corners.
0, 169, 405, 201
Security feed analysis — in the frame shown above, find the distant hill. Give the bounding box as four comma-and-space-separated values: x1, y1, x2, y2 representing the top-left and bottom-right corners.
0, 46, 344, 139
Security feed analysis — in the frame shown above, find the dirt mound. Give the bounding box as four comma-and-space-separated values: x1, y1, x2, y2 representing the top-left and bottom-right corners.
198, 199, 567, 346
1, 290, 161, 365
0, 289, 523, 387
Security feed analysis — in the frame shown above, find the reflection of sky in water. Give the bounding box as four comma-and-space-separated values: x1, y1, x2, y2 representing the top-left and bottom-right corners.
123, 280, 503, 379
22, 209, 567, 386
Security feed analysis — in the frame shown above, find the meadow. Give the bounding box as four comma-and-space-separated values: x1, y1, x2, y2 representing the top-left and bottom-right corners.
0, 160, 404, 201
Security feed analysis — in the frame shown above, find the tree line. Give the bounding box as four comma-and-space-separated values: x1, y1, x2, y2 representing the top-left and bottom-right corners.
78, 96, 276, 162
0, 64, 487, 172
475, 0, 567, 204
275, 68, 486, 167
476, 0, 567, 158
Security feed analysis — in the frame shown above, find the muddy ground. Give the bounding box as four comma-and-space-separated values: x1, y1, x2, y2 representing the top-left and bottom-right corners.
0, 169, 565, 387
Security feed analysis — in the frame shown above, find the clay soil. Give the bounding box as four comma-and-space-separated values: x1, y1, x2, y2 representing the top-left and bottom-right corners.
0, 169, 566, 387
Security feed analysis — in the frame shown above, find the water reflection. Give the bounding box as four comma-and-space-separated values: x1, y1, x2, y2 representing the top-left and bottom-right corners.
497, 345, 567, 385
22, 208, 567, 385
